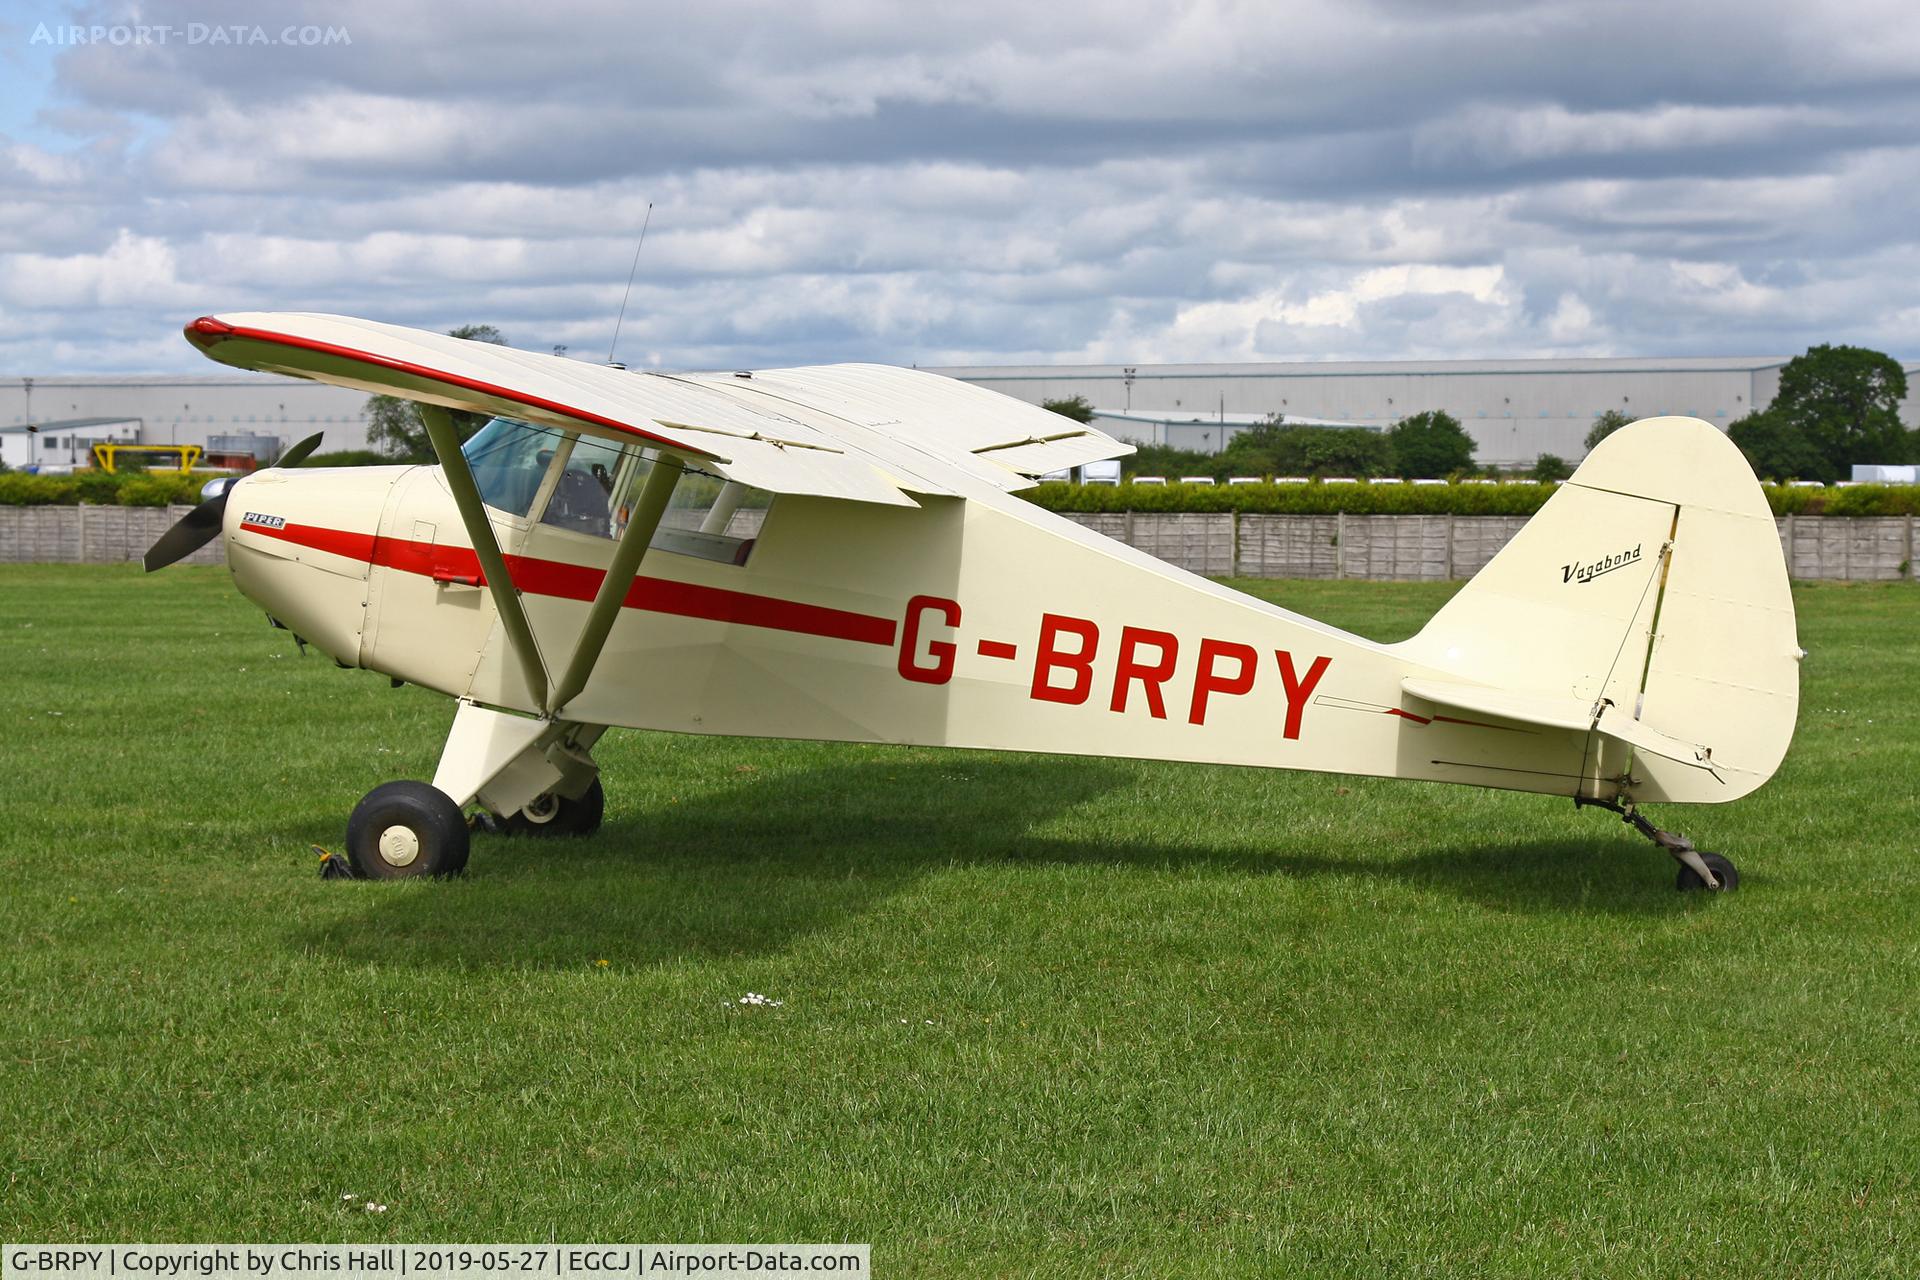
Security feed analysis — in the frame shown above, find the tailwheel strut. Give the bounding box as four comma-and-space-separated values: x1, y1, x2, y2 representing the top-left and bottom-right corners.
1576, 795, 1738, 892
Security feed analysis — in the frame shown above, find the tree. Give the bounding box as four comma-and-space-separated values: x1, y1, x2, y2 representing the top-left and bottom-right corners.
1385, 410, 1476, 478
1728, 408, 1830, 482
1767, 344, 1912, 479
1217, 417, 1393, 478
1532, 453, 1573, 482
364, 324, 509, 461
1123, 443, 1214, 479
1041, 395, 1096, 424
1584, 408, 1633, 451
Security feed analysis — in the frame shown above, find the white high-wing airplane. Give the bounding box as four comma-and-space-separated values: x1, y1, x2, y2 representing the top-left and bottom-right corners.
147, 313, 1800, 889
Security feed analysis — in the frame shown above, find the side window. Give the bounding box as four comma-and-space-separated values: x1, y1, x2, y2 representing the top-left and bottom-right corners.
652, 473, 772, 564
539, 434, 628, 536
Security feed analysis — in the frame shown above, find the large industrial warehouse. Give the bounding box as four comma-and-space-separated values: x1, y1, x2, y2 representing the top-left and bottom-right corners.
5, 355, 1917, 470
937, 356, 1920, 466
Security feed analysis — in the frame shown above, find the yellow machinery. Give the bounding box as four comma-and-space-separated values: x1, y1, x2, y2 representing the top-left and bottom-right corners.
91, 443, 203, 474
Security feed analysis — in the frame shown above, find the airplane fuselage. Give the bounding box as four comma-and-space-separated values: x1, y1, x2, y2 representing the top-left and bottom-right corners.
222, 457, 1657, 805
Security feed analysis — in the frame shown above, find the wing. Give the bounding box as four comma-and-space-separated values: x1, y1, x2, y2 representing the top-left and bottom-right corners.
672, 364, 1133, 491
184, 313, 1131, 503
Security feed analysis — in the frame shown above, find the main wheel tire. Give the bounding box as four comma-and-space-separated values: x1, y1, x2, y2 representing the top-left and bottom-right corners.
1676, 851, 1739, 892
501, 778, 605, 838
346, 781, 470, 878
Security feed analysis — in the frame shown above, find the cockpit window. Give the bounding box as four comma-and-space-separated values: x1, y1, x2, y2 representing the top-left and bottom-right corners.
461, 417, 634, 532
459, 415, 769, 563
461, 417, 550, 517
539, 433, 627, 536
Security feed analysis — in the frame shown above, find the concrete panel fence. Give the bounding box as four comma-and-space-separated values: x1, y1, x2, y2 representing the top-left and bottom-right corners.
1060, 511, 1915, 583
0, 504, 226, 568
3, 505, 1914, 582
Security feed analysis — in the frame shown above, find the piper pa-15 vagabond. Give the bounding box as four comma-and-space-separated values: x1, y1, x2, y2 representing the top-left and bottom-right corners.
147, 314, 1800, 888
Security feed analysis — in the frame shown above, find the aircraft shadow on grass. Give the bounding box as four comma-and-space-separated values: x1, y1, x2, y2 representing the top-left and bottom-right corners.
294, 757, 1685, 970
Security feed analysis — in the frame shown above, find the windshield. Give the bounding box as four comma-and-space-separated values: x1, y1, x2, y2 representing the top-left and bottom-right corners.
460, 417, 550, 517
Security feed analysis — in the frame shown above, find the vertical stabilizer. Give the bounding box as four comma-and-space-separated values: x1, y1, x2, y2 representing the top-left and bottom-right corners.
1394, 417, 1799, 802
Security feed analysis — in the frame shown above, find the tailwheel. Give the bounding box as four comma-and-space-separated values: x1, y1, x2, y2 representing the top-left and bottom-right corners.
1676, 851, 1739, 893
501, 778, 605, 838
346, 781, 470, 878
1575, 795, 1740, 893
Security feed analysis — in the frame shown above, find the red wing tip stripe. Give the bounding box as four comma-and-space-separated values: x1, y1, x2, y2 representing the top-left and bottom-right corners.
184, 318, 717, 460
977, 639, 1018, 660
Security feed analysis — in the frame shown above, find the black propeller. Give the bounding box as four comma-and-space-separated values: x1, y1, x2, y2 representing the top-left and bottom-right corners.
143, 432, 323, 572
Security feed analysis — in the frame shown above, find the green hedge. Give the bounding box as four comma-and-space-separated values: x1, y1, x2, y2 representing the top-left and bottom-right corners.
0, 472, 208, 507
1766, 485, 1920, 516
2, 470, 1916, 516
1020, 480, 1920, 517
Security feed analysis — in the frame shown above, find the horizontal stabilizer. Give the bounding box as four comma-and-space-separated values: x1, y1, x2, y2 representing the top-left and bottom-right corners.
1402, 678, 1598, 734
1403, 677, 1717, 775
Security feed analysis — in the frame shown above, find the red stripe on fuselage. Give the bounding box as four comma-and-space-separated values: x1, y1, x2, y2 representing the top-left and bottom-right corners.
244, 521, 897, 647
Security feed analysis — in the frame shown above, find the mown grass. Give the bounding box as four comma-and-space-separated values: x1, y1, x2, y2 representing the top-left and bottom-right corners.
1, 565, 1916, 1277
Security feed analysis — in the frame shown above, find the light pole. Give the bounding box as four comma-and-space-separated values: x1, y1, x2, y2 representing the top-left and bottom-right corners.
1123, 367, 1136, 412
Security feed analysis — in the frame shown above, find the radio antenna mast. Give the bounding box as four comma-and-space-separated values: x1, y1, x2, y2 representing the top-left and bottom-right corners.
606, 202, 654, 366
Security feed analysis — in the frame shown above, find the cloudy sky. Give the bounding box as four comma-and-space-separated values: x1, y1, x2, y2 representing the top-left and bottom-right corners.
2, 0, 1916, 374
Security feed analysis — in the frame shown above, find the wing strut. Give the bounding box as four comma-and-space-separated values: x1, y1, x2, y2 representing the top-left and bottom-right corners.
421, 405, 551, 708
699, 481, 748, 534
547, 454, 683, 715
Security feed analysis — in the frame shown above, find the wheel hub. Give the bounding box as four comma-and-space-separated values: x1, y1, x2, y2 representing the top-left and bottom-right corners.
377, 824, 421, 867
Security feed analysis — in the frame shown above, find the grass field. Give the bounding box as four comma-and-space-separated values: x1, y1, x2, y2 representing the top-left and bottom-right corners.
2, 565, 1917, 1276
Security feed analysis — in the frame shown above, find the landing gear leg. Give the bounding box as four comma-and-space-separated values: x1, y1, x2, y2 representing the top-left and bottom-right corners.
430, 700, 609, 855
1576, 795, 1739, 892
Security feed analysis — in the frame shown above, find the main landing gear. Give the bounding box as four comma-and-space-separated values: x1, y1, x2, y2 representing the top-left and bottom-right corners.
341, 777, 605, 877
1577, 795, 1739, 892
498, 778, 605, 837
346, 780, 471, 879
339, 702, 609, 878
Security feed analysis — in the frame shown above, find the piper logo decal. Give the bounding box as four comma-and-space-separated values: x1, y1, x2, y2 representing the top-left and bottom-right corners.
1562, 542, 1641, 584
241, 511, 286, 529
